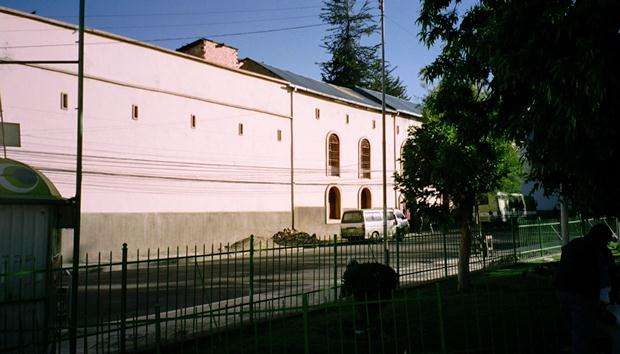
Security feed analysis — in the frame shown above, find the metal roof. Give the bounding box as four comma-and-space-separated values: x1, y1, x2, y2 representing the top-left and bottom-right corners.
258, 63, 384, 109
355, 87, 423, 116
250, 61, 422, 117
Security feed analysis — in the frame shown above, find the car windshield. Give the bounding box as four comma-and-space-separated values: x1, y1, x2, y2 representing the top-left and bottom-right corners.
342, 211, 363, 223
395, 210, 405, 219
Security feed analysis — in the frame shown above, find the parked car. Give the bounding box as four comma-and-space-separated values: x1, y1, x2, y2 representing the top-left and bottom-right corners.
340, 209, 409, 241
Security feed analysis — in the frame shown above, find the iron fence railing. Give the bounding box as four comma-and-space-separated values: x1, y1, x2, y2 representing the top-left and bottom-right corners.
1, 216, 617, 353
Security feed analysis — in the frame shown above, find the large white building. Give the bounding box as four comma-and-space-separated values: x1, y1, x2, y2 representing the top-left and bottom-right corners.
0, 7, 422, 259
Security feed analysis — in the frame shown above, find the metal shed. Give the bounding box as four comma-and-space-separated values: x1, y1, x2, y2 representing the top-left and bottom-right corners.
0, 158, 72, 353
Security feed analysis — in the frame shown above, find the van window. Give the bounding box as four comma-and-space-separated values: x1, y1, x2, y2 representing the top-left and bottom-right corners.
342, 211, 363, 223
395, 210, 405, 219
387, 212, 396, 220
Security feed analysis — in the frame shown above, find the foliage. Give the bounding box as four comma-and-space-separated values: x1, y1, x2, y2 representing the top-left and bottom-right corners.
320, 0, 409, 99
272, 228, 318, 246
341, 260, 399, 300
319, 0, 377, 89
395, 83, 523, 290
366, 59, 410, 100
417, 0, 620, 216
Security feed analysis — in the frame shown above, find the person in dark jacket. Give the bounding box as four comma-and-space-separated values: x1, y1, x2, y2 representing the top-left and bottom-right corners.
557, 224, 617, 354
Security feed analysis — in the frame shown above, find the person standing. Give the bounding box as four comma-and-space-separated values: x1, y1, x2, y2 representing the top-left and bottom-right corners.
556, 223, 617, 353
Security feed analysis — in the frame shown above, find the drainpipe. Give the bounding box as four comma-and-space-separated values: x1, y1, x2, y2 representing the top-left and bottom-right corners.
393, 112, 399, 208
289, 86, 295, 229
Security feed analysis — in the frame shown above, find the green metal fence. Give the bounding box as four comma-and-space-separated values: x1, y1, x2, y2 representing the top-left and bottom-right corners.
1, 216, 617, 353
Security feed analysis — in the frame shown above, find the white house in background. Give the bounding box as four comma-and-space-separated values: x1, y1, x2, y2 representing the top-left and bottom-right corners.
0, 7, 421, 260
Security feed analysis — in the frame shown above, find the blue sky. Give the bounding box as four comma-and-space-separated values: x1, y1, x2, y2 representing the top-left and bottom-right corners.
0, 0, 441, 102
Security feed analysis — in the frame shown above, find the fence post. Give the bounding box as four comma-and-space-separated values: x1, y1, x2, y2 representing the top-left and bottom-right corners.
442, 231, 448, 278
249, 234, 255, 323
120, 243, 128, 354
302, 293, 310, 354
537, 217, 543, 257
333, 234, 338, 301
436, 283, 447, 354
155, 303, 161, 354
511, 218, 518, 262
396, 233, 400, 275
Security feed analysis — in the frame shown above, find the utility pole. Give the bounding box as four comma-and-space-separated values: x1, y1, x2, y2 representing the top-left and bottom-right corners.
380, 0, 389, 266
70, 0, 85, 353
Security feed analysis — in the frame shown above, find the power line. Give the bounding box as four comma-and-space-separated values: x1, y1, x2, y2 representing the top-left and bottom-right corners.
0, 15, 319, 32
1, 23, 327, 49
45, 5, 321, 19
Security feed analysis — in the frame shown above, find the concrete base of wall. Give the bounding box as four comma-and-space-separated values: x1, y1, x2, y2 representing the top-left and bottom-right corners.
60, 207, 343, 262
62, 211, 291, 261
294, 206, 339, 239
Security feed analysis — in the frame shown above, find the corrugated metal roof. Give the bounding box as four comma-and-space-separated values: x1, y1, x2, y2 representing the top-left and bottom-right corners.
355, 87, 423, 116
259, 63, 383, 109
244, 60, 423, 118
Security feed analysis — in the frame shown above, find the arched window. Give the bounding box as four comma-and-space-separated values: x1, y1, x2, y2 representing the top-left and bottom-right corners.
359, 138, 371, 178
360, 187, 372, 209
327, 186, 341, 220
327, 134, 340, 176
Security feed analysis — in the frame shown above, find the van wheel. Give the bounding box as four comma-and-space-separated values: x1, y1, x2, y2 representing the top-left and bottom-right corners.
371, 231, 381, 243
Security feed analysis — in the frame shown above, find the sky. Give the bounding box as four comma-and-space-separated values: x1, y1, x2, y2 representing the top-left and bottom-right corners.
0, 0, 441, 102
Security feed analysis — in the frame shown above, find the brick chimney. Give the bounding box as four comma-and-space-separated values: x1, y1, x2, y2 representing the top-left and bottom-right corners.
177, 38, 240, 69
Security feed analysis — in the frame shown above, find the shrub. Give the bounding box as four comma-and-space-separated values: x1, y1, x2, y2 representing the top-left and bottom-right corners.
341, 261, 399, 301
272, 228, 318, 246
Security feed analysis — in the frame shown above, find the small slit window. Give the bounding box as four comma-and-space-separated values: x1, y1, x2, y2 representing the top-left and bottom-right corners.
238, 123, 244, 135
191, 115, 197, 129
131, 105, 139, 120
345, 114, 350, 124
277, 129, 282, 141
60, 92, 68, 110
396, 125, 400, 135
315, 108, 321, 120
372, 120, 376, 129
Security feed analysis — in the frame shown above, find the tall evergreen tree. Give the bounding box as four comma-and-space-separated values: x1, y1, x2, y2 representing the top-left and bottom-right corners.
320, 0, 410, 99
367, 59, 409, 99
320, 0, 377, 88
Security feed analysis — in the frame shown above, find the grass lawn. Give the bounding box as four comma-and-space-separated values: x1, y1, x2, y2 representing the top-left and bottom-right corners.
140, 259, 580, 354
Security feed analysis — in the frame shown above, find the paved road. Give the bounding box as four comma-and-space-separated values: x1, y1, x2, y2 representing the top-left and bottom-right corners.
64, 230, 521, 328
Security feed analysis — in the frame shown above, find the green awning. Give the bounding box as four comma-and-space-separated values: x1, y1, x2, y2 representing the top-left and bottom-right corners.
0, 158, 62, 201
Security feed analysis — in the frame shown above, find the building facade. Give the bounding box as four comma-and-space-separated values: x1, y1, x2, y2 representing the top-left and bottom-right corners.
0, 7, 421, 259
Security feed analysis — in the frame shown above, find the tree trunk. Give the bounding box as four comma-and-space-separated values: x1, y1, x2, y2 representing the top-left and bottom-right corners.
457, 207, 473, 291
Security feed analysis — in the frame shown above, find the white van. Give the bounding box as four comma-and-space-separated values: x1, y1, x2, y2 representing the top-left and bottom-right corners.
340, 209, 409, 241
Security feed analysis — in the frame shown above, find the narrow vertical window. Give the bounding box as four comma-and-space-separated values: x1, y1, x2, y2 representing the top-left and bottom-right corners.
60, 92, 68, 110
191, 115, 197, 129
345, 114, 350, 124
327, 134, 340, 176
131, 105, 139, 120
315, 108, 321, 120
238, 123, 244, 135
396, 125, 400, 135
277, 129, 282, 141
372, 120, 376, 129
360, 139, 371, 179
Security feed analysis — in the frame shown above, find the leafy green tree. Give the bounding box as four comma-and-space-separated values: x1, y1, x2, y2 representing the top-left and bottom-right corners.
395, 82, 522, 290
320, 0, 377, 88
320, 0, 409, 99
417, 0, 620, 216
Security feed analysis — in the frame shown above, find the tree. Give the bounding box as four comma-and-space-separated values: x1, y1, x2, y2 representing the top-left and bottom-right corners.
320, 0, 410, 99
320, 0, 377, 88
367, 59, 410, 100
395, 82, 522, 291
417, 0, 620, 216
